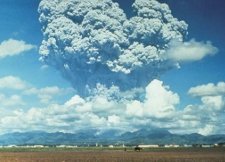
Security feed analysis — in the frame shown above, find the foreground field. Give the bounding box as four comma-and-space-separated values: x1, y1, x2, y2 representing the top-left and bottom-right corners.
0, 148, 224, 162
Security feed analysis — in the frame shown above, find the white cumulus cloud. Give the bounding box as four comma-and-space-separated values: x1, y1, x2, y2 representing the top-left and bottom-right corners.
0, 39, 36, 59
198, 124, 216, 136
167, 40, 218, 62
0, 76, 29, 90
126, 79, 179, 118
188, 82, 225, 97
0, 94, 25, 107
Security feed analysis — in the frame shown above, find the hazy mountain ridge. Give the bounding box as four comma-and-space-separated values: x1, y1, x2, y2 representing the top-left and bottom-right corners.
0, 129, 225, 146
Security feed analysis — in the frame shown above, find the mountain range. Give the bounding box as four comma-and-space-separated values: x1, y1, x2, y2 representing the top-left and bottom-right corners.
0, 128, 225, 146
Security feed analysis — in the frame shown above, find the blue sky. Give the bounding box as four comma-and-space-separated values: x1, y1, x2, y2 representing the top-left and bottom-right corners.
0, 0, 224, 135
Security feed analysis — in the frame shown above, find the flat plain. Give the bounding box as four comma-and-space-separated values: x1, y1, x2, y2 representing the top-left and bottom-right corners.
0, 147, 224, 162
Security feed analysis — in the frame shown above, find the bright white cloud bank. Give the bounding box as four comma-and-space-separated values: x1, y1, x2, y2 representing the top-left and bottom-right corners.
0, 39, 36, 59
0, 77, 224, 136
0, 76, 74, 131
38, 0, 217, 96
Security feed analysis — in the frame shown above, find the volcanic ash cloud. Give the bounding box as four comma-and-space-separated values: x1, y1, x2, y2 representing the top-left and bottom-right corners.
38, 0, 188, 96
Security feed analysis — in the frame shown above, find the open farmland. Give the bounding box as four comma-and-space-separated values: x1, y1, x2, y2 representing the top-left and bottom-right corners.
0, 148, 224, 162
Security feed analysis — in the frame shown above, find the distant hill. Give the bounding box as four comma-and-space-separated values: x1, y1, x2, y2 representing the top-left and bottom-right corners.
0, 128, 225, 146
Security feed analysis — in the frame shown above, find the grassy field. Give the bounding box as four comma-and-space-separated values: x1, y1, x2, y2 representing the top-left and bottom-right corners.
0, 147, 224, 162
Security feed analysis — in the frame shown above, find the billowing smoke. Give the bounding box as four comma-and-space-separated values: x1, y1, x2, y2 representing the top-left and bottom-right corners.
38, 0, 188, 96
